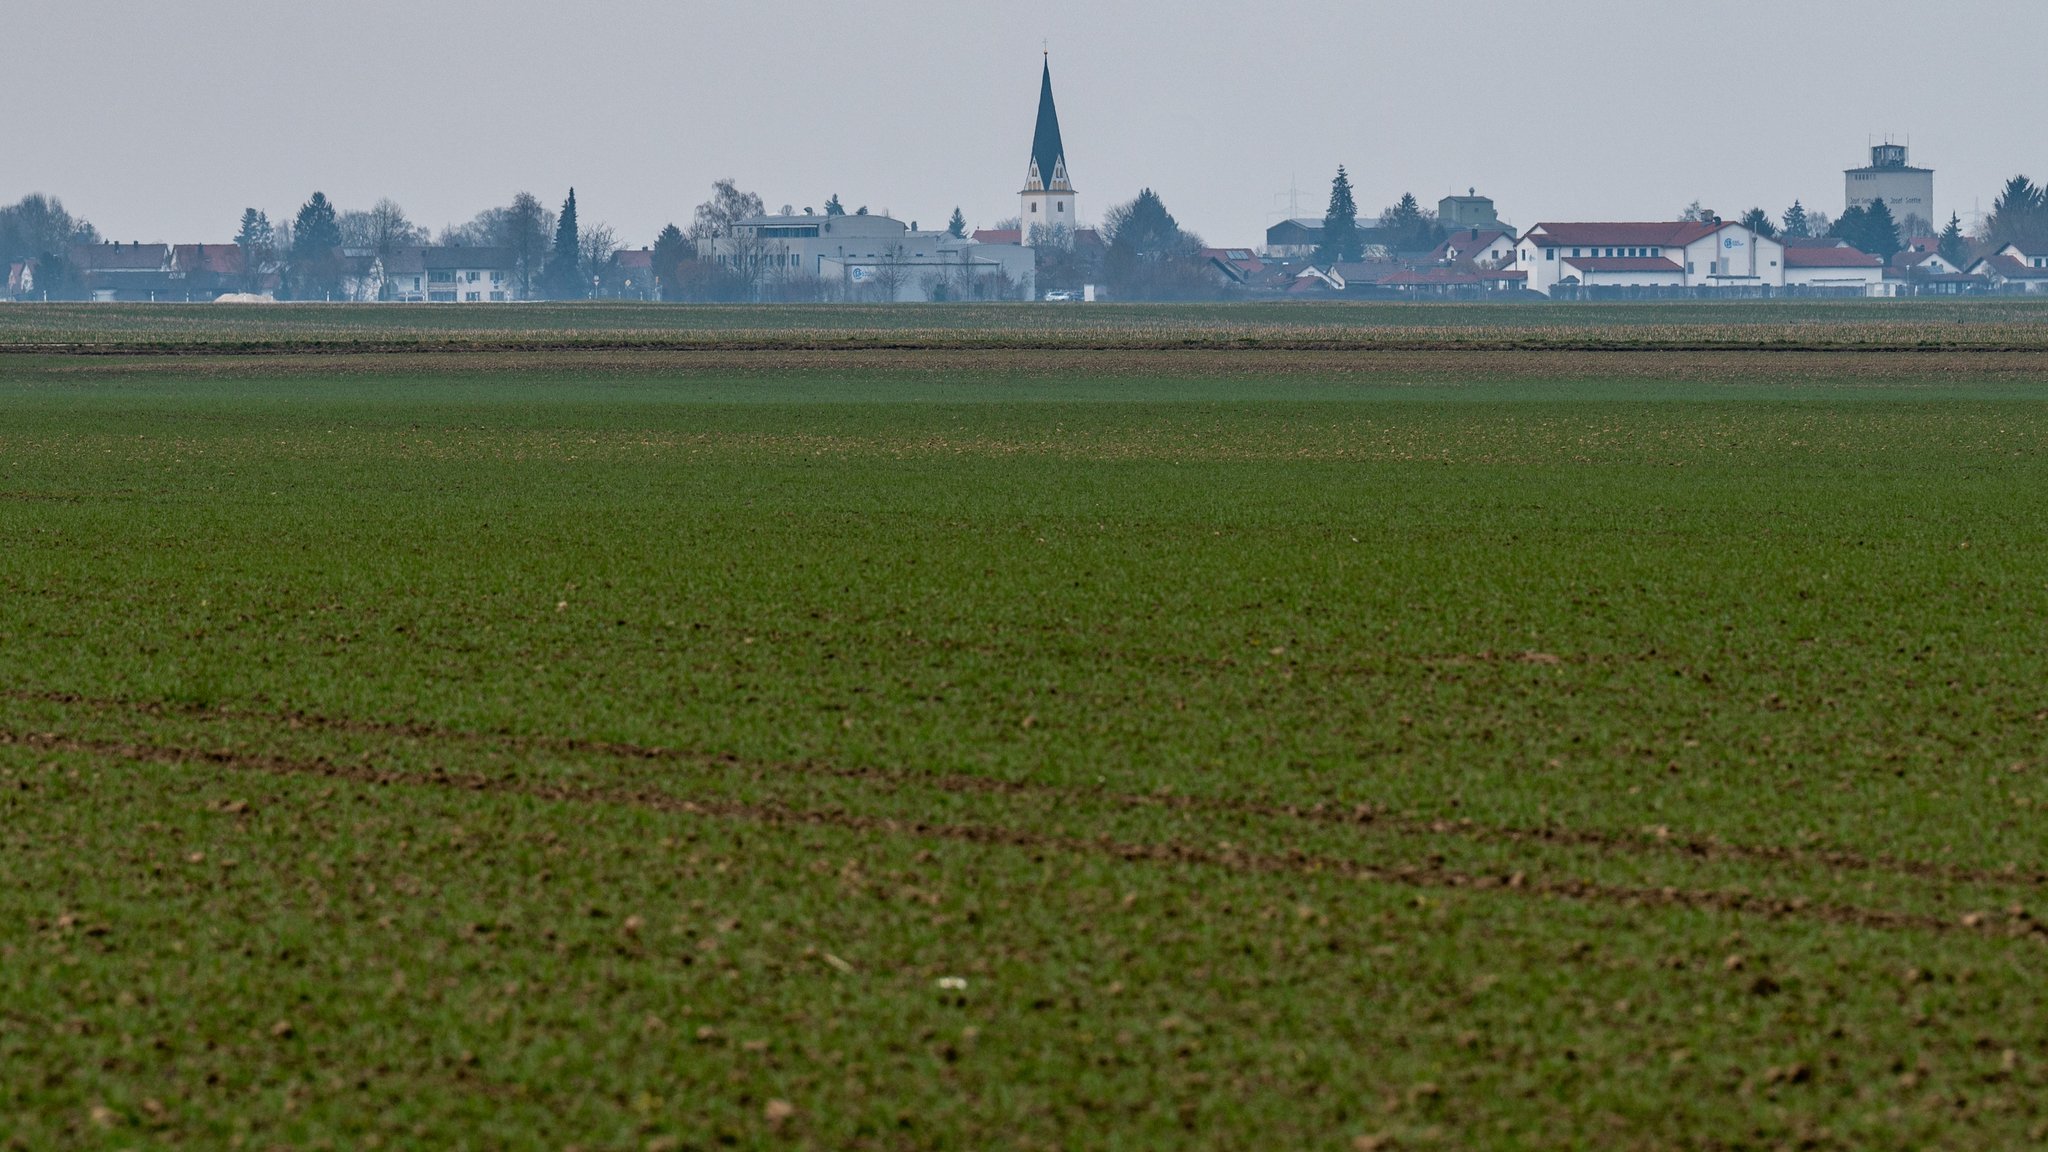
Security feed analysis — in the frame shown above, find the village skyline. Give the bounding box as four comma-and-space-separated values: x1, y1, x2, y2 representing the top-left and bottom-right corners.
4, 1, 2046, 251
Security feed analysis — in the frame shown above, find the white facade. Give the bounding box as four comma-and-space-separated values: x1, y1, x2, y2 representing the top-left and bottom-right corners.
2000, 243, 2048, 270
1432, 228, 1515, 267
710, 213, 1034, 301
1021, 191, 1076, 242
425, 259, 515, 302
373, 247, 520, 303
1512, 221, 1786, 296
1845, 144, 1934, 233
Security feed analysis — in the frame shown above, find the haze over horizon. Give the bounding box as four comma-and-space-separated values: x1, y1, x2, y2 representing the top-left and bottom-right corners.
6, 0, 2044, 248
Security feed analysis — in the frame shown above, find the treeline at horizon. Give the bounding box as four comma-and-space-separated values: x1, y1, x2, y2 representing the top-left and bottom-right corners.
6, 171, 2048, 303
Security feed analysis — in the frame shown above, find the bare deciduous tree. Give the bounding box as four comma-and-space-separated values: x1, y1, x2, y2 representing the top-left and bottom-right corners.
578, 222, 620, 294
868, 243, 910, 301
690, 179, 765, 241
0, 193, 96, 265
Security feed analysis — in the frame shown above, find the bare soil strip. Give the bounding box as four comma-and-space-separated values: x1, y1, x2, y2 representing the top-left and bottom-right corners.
7, 331, 2048, 356
5, 347, 2048, 382
8, 724, 2041, 941
6, 687, 2039, 893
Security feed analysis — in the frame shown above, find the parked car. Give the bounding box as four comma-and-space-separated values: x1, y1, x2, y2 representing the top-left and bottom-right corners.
1042, 290, 1075, 302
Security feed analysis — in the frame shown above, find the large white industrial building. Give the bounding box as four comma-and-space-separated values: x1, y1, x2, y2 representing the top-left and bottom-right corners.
1511, 220, 1788, 296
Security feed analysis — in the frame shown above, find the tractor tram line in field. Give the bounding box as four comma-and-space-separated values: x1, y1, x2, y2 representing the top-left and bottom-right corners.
11, 305, 2048, 1147
0, 726, 1986, 941
7, 685, 2047, 896
6, 700, 2043, 946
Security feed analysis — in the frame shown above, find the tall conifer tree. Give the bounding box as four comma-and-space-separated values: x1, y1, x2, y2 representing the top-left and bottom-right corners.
1937, 213, 1967, 267
289, 192, 343, 299
1781, 200, 1809, 238
650, 223, 687, 302
1316, 166, 1361, 265
544, 188, 581, 298
1862, 198, 1901, 261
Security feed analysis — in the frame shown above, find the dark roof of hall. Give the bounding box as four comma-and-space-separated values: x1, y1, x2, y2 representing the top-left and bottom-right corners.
1029, 58, 1068, 191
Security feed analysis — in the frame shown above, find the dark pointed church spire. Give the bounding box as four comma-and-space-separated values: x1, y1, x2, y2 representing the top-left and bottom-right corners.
1026, 56, 1071, 193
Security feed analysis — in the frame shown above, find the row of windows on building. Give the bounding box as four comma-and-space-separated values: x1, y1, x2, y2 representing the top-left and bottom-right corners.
423, 270, 507, 285
718, 253, 808, 269
714, 251, 946, 269
1528, 246, 1668, 261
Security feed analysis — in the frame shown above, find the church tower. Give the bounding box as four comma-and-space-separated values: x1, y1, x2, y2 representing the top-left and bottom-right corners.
1019, 55, 1074, 245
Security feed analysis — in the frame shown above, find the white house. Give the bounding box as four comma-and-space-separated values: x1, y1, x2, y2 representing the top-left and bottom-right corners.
1426, 227, 1515, 268
1996, 243, 2048, 270
1512, 220, 1786, 296
1967, 251, 2048, 293
421, 247, 518, 302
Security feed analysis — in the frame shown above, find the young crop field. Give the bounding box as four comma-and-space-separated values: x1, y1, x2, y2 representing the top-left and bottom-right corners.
3, 311, 2048, 1149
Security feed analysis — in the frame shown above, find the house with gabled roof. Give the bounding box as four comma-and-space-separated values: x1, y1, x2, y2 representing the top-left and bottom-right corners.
1966, 252, 2048, 293
1198, 248, 1263, 286
1889, 248, 1963, 278
1425, 227, 1514, 268
1993, 242, 2048, 270
1511, 219, 1786, 296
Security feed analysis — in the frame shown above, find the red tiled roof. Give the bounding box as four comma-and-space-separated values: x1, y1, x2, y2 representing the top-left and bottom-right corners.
174, 244, 245, 275
1561, 256, 1684, 273
1198, 247, 1261, 268
1524, 222, 1720, 247
614, 250, 653, 270
1784, 247, 1882, 269
972, 229, 1021, 245
71, 243, 172, 271
1976, 253, 2048, 278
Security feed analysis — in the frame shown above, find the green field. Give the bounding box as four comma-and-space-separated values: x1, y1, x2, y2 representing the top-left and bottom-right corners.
4, 307, 2048, 1149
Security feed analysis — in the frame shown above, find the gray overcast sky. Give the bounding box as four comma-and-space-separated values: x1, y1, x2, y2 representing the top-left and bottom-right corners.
5, 1, 2044, 247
